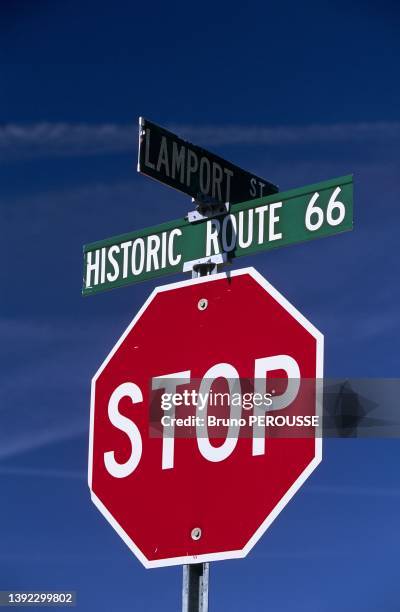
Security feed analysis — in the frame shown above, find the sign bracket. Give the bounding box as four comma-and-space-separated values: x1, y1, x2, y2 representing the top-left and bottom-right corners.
182, 253, 227, 277
186, 197, 230, 224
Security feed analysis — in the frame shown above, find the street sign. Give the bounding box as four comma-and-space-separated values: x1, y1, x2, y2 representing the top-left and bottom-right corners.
83, 174, 353, 295
137, 118, 278, 203
88, 267, 323, 568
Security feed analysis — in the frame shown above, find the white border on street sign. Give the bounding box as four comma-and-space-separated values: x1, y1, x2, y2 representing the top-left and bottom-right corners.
88, 267, 324, 569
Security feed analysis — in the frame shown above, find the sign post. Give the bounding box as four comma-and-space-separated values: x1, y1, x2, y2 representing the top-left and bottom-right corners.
182, 562, 209, 612
85, 117, 353, 610
182, 250, 219, 612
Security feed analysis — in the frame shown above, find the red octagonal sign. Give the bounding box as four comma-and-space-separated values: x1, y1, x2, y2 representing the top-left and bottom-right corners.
88, 268, 323, 568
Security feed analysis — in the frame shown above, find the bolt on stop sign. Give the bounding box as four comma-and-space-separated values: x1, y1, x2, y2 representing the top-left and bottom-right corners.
88, 267, 323, 568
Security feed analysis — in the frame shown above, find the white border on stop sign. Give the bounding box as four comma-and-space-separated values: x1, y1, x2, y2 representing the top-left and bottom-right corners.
88, 266, 324, 569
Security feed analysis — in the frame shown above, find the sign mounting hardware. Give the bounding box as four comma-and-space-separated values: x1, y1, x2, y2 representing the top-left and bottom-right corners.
187, 196, 230, 224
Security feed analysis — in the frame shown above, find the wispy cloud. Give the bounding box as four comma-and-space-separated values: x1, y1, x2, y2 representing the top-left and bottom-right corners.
172, 121, 400, 146
1, 121, 399, 161
0, 552, 112, 562
0, 317, 95, 461
0, 123, 136, 161
308, 484, 400, 497
0, 466, 85, 479
0, 421, 86, 462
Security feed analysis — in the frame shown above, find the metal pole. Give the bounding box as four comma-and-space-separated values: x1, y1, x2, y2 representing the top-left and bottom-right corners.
182, 260, 217, 612
182, 563, 209, 612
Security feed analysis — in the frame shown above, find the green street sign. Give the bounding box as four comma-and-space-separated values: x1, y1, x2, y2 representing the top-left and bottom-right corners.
82, 174, 353, 296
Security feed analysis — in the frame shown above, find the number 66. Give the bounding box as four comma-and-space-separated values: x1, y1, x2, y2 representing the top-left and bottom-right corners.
305, 187, 346, 231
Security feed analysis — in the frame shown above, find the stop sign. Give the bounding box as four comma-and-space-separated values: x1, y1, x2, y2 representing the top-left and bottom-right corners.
88, 267, 323, 568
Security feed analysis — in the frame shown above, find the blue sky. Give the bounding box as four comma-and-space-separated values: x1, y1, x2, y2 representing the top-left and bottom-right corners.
1, 1, 399, 610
